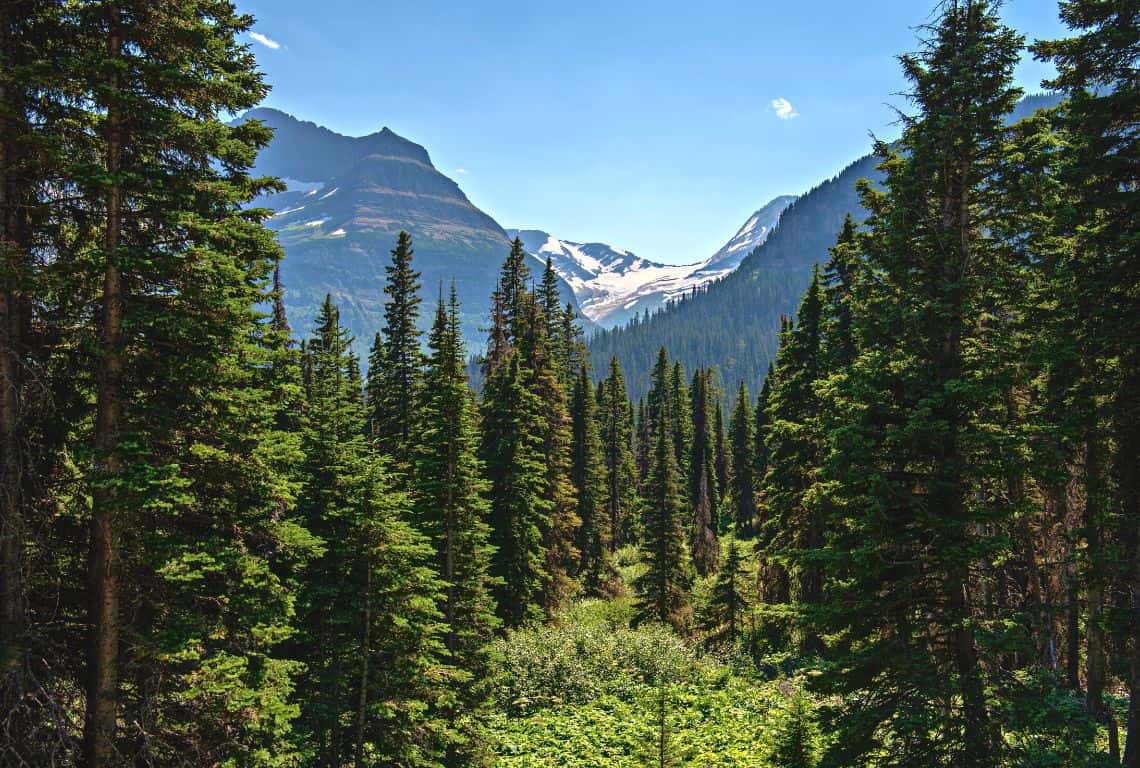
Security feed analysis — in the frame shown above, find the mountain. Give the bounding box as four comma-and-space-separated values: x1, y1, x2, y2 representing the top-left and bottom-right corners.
507, 195, 794, 329
588, 153, 879, 402
239, 108, 585, 350
588, 93, 1066, 404
699, 195, 800, 274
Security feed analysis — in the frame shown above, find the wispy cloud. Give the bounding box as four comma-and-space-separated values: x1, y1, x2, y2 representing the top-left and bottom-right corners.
455, 168, 468, 175
250, 32, 281, 50
771, 97, 799, 120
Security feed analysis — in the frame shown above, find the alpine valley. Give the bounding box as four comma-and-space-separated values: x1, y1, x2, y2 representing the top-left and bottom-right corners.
240, 107, 798, 346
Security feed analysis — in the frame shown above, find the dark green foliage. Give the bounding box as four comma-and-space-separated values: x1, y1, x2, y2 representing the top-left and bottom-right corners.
688, 369, 719, 576
367, 230, 423, 471
703, 539, 750, 645
571, 366, 612, 595
481, 352, 550, 628
809, 3, 1032, 763
635, 399, 694, 633
1035, 5, 1140, 761
762, 270, 825, 654
293, 297, 454, 766
415, 287, 500, 667
728, 382, 756, 537
598, 357, 639, 551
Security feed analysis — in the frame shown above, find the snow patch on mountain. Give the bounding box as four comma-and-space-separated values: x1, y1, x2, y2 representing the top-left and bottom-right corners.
507, 195, 795, 329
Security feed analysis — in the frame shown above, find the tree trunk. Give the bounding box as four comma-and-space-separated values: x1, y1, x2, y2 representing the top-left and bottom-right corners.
84, 9, 124, 766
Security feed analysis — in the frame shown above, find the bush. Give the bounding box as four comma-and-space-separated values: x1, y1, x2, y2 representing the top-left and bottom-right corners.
489, 606, 710, 714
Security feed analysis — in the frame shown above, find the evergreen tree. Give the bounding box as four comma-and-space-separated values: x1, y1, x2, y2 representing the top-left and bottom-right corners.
481, 350, 549, 628
516, 294, 580, 614
689, 369, 719, 576
1035, 6, 1140, 761
293, 297, 454, 767
812, 3, 1025, 763
599, 357, 639, 550
368, 230, 423, 471
499, 237, 531, 338
635, 397, 694, 633
821, 214, 860, 369
713, 395, 729, 519
728, 382, 756, 537
570, 366, 611, 594
670, 362, 692, 483
51, 4, 314, 762
763, 269, 825, 654
703, 539, 750, 645
415, 287, 499, 666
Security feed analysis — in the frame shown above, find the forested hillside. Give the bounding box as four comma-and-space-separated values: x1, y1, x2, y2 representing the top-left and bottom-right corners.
590, 92, 1064, 404
1, 2, 1136, 768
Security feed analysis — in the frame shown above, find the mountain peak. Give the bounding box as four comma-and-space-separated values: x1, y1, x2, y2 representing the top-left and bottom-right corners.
238, 108, 432, 181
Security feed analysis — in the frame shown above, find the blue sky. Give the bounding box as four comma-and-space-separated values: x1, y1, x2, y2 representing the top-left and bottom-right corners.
237, 0, 1068, 265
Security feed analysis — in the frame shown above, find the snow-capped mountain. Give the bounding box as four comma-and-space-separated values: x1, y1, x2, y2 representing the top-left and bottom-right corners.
700, 195, 799, 273
509, 195, 795, 329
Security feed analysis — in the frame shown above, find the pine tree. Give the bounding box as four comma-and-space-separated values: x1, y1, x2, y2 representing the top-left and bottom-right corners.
481, 351, 549, 627
703, 539, 750, 645
500, 237, 532, 338
689, 369, 719, 576
821, 214, 859, 369
670, 362, 692, 483
368, 230, 423, 471
728, 382, 756, 537
570, 366, 611, 594
599, 357, 639, 551
635, 398, 693, 633
53, 4, 315, 762
713, 395, 729, 519
812, 3, 1024, 763
516, 294, 579, 614
1035, 6, 1140, 762
415, 287, 499, 665
763, 269, 825, 654
293, 296, 454, 767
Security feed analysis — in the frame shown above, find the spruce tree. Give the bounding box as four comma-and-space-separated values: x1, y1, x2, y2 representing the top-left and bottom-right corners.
635, 398, 693, 633
415, 287, 499, 665
499, 237, 532, 338
516, 294, 579, 614
713, 395, 729, 519
812, 3, 1024, 763
293, 296, 454, 767
689, 369, 719, 576
368, 230, 423, 471
481, 353, 549, 627
1036, 6, 1140, 761
599, 357, 639, 551
728, 382, 756, 537
703, 539, 750, 645
57, 4, 313, 762
763, 269, 825, 654
570, 366, 611, 594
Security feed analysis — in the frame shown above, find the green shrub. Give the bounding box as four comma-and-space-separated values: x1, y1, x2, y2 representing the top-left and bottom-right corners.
489, 613, 706, 714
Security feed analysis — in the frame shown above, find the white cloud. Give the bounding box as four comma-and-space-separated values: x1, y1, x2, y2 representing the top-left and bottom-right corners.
455, 168, 468, 175
771, 97, 799, 120
250, 32, 281, 50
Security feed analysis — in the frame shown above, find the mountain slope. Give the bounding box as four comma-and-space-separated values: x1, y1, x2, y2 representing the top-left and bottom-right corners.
588, 152, 881, 401
240, 108, 585, 349
509, 195, 794, 328
588, 93, 1065, 403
